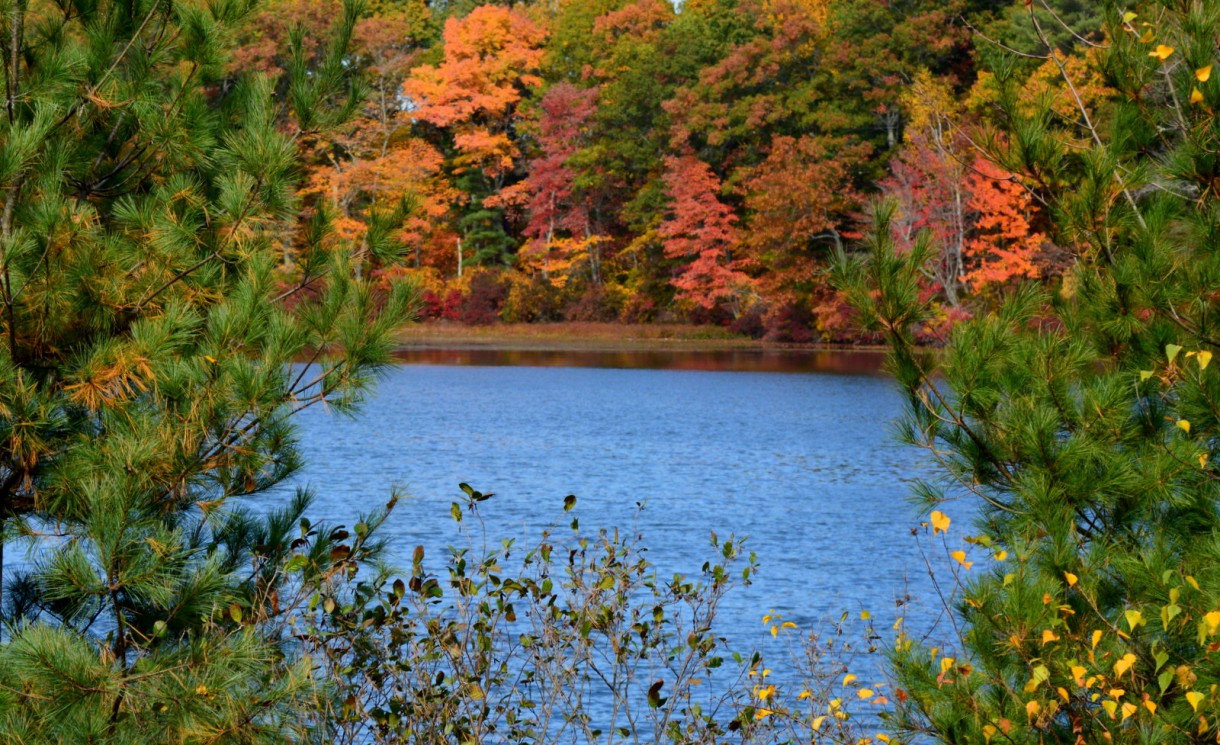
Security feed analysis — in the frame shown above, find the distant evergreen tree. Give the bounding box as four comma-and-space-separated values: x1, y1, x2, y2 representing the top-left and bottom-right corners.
0, 0, 413, 740
839, 2, 1220, 742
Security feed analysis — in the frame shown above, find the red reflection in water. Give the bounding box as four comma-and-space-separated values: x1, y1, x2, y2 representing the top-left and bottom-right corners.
391, 346, 887, 375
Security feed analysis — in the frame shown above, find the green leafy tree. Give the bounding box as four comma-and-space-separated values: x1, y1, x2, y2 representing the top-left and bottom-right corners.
0, 0, 414, 740
839, 2, 1220, 742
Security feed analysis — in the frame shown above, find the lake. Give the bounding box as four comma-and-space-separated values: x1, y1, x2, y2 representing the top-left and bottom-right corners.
279, 348, 957, 666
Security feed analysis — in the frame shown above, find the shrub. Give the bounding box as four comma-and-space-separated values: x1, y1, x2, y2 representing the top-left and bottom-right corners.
300, 487, 882, 745
462, 270, 509, 325
501, 273, 566, 323
564, 283, 630, 323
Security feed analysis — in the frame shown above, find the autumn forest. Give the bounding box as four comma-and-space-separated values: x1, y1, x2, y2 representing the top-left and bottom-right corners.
9, 0, 1220, 741
246, 0, 1097, 342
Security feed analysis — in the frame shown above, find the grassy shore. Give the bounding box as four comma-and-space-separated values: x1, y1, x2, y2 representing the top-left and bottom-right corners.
395, 321, 856, 352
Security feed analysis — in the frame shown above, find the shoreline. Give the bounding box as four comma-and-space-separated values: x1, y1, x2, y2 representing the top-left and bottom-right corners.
395, 321, 889, 354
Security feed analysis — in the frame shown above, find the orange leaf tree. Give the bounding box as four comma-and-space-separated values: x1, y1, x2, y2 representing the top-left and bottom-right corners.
402, 5, 546, 268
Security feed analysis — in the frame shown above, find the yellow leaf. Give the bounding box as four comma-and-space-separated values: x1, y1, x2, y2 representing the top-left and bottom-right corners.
1188, 575, 1201, 590
1140, 369, 1155, 381
812, 715, 827, 731
754, 708, 773, 720
860, 610, 871, 620
1206, 610, 1220, 633
1139, 28, 1155, 43
782, 621, 797, 629
1200, 715, 1209, 735
843, 674, 857, 686
1178, 420, 1192, 434
930, 510, 951, 535
1150, 45, 1175, 60
1198, 65, 1213, 83
1042, 630, 1060, 644
994, 550, 1008, 561
951, 550, 974, 570
1057, 686, 1069, 701
1065, 572, 1078, 587
858, 688, 874, 700
941, 657, 956, 674
1115, 653, 1137, 677
1200, 453, 1210, 468
1145, 700, 1157, 714
195, 685, 208, 696
1102, 699, 1118, 718
1026, 700, 1041, 719
878, 736, 891, 744
798, 689, 813, 701
983, 724, 998, 743
1188, 691, 1206, 711
1122, 11, 1137, 22
1092, 629, 1104, 649
1071, 666, 1088, 686
771, 625, 779, 637
1191, 88, 1205, 105
1125, 609, 1145, 629
1122, 702, 1137, 720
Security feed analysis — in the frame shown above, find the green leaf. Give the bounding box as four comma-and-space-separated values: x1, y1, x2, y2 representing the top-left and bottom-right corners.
1159, 669, 1174, 693
563, 494, 577, 512
1167, 344, 1183, 363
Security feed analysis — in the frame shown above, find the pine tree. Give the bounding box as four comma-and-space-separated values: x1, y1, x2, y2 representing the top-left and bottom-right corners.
0, 0, 413, 740
839, 3, 1220, 742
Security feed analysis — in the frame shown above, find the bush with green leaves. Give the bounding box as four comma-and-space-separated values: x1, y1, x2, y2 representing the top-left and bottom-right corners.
838, 2, 1220, 742
299, 486, 886, 745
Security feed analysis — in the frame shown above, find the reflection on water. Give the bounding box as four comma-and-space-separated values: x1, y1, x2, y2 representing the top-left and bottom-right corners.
393, 345, 889, 375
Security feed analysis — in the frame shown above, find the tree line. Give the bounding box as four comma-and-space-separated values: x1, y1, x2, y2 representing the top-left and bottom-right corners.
242, 0, 1098, 341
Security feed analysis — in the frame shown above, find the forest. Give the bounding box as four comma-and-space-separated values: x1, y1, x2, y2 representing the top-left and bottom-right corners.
2, 0, 1220, 743
241, 0, 1098, 342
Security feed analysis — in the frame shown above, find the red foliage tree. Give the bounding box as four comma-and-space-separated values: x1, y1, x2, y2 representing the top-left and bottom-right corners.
516, 84, 604, 285
659, 155, 755, 315
882, 134, 1047, 304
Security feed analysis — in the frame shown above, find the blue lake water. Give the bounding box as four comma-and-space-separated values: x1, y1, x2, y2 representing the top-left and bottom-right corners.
278, 349, 955, 659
